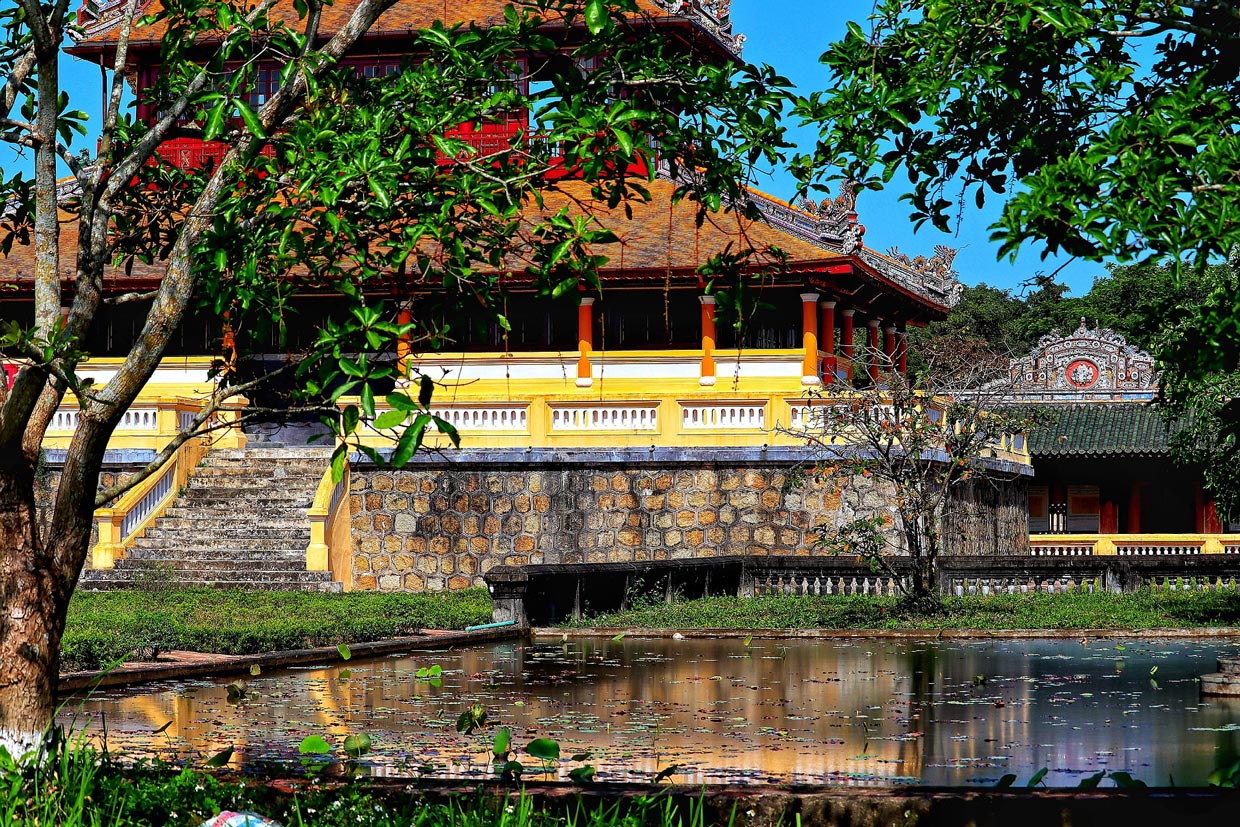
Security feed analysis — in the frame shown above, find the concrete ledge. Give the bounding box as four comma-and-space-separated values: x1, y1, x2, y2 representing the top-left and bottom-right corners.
538, 626, 1240, 640
352, 446, 1032, 475
60, 626, 525, 693
235, 777, 1240, 825
43, 448, 158, 467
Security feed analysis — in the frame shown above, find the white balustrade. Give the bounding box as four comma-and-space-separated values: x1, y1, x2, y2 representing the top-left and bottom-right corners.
178, 409, 197, 432
787, 405, 828, 430
1030, 543, 1095, 557
432, 405, 528, 432
49, 409, 81, 431
680, 402, 766, 430
1116, 542, 1201, 556
116, 407, 159, 431
549, 403, 660, 432
120, 463, 175, 539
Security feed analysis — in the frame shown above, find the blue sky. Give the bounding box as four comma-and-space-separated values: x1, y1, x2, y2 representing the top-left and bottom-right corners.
47, 0, 1107, 295
731, 0, 1106, 296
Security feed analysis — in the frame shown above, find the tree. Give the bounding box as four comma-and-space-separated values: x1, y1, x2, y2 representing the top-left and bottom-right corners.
0, 0, 790, 757
786, 338, 1033, 606
791, 0, 1240, 475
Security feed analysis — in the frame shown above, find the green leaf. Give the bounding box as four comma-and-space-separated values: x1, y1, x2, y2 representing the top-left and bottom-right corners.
298, 735, 331, 755
361, 384, 375, 419
234, 99, 266, 139
373, 409, 406, 430
205, 747, 233, 767
526, 738, 560, 761
418, 374, 434, 409
1109, 772, 1145, 788
584, 0, 607, 34
337, 643, 352, 661
1078, 772, 1105, 789
568, 764, 596, 783
202, 100, 228, 141
343, 733, 373, 758
493, 727, 511, 758
249, 664, 261, 677
995, 774, 1017, 788
1026, 767, 1049, 787
386, 392, 417, 413
653, 764, 680, 783
612, 632, 626, 641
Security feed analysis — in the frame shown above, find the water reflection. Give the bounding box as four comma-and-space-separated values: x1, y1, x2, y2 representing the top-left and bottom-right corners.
64, 636, 1240, 786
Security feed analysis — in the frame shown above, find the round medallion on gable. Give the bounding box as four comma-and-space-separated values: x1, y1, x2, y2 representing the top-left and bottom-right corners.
1066, 359, 1100, 389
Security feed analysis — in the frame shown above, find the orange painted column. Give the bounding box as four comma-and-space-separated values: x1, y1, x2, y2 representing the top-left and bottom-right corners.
395, 305, 413, 387
800, 292, 821, 385
699, 295, 717, 386
576, 296, 594, 388
819, 300, 836, 384
867, 319, 881, 384
840, 308, 855, 381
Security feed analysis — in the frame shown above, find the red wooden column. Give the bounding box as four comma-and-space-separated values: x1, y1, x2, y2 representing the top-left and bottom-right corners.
577, 296, 594, 388
896, 329, 908, 375
800, 292, 821, 385
866, 319, 881, 384
1196, 483, 1223, 533
395, 305, 413, 387
883, 325, 897, 373
1126, 482, 1144, 534
840, 309, 856, 381
699, 295, 717, 387
819, 300, 837, 384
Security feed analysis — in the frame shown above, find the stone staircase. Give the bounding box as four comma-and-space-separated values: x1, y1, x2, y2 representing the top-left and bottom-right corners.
81, 446, 343, 592
1201, 657, 1240, 696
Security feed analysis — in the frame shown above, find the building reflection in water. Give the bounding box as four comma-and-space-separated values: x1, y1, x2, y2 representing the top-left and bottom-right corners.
63, 637, 1240, 786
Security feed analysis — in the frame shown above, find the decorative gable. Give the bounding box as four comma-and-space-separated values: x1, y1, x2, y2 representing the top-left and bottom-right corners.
1009, 319, 1157, 399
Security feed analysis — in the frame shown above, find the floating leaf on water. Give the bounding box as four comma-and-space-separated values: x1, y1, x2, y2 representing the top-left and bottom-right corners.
1110, 772, 1146, 788
1115, 644, 1126, 651
205, 747, 233, 767
343, 733, 372, 758
653, 765, 681, 783
1149, 666, 1159, 675
571, 751, 594, 762
225, 680, 247, 701
298, 735, 331, 755
249, 664, 262, 677
612, 633, 626, 642
1079, 771, 1105, 789
498, 760, 524, 781
569, 764, 597, 783
337, 644, 352, 661
338, 669, 353, 680
743, 635, 753, 647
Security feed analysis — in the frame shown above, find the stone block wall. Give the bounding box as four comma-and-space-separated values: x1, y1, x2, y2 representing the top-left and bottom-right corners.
348, 448, 1030, 592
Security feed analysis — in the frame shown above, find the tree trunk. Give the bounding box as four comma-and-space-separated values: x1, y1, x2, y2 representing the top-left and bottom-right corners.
0, 459, 66, 759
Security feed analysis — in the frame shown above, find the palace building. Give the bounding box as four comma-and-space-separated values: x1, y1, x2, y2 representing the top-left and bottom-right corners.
1015, 321, 1239, 556
5, 0, 1033, 591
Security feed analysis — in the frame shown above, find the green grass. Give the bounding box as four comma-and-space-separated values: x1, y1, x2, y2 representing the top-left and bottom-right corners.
1, 738, 708, 827
62, 588, 492, 672
560, 590, 1240, 631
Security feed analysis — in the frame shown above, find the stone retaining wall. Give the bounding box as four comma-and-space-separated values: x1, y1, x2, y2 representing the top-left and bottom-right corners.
348, 448, 1030, 592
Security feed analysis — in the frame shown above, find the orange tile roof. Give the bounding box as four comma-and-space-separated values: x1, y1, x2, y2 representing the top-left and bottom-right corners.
71, 0, 734, 53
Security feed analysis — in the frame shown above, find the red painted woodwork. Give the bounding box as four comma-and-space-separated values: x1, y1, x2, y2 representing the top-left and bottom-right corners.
1100, 496, 1119, 534
1127, 483, 1142, 534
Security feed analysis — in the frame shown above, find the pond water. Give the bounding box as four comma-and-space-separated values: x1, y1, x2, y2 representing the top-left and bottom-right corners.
65, 636, 1240, 787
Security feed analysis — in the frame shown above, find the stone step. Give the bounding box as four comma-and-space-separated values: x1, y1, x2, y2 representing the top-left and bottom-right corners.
152, 518, 315, 533
125, 543, 311, 558
141, 526, 312, 541
1219, 657, 1240, 675
179, 493, 315, 508
205, 450, 335, 462
79, 577, 343, 593
1201, 671, 1240, 696
186, 475, 322, 488
162, 506, 311, 519
113, 560, 313, 575
86, 567, 333, 583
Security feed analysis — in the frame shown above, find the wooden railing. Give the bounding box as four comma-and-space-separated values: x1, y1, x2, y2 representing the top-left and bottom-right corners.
306, 459, 353, 588
1030, 534, 1240, 556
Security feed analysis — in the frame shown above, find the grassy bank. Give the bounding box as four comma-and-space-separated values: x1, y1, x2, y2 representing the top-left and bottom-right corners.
560, 591, 1240, 631
63, 588, 492, 672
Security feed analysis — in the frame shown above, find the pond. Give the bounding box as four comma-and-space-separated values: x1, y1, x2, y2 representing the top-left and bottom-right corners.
64, 636, 1240, 787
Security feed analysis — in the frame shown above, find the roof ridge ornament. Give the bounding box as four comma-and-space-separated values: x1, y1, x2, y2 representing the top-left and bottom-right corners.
1009, 321, 1158, 400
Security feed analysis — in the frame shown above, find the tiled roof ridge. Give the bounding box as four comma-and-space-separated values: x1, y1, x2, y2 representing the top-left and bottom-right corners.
72, 0, 747, 55
669, 166, 962, 308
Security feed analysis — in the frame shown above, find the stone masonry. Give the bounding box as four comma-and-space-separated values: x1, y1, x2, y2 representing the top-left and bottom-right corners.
349, 449, 1030, 592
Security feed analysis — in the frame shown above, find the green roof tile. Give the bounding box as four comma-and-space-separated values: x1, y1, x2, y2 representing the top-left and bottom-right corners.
1027, 403, 1179, 458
